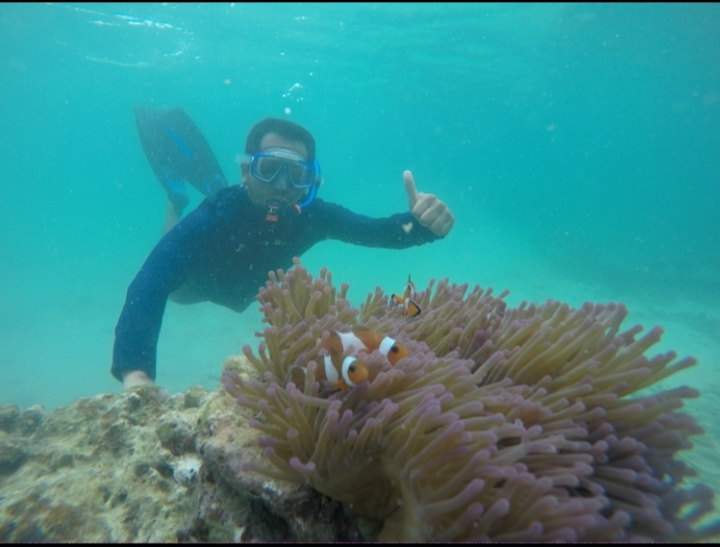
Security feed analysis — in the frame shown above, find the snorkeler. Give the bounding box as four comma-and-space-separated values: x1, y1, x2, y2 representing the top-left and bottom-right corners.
113, 108, 455, 389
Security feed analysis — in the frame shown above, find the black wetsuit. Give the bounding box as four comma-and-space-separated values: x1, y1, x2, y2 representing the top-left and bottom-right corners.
112, 185, 440, 381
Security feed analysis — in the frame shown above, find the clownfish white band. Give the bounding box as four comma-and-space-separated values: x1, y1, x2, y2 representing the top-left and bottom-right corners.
378, 336, 397, 357
341, 356, 359, 387
323, 354, 339, 383
335, 330, 367, 354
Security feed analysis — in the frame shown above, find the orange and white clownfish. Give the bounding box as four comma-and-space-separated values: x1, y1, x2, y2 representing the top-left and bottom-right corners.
391, 274, 422, 317
313, 347, 369, 392
312, 326, 409, 391
325, 326, 409, 365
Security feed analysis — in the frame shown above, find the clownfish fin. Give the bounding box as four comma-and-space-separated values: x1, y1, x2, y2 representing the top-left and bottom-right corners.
325, 330, 343, 353
351, 325, 379, 349
331, 379, 350, 391
329, 346, 343, 362
351, 325, 375, 343
391, 293, 405, 306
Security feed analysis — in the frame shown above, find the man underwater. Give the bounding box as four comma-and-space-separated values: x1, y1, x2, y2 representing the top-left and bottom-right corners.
114, 108, 455, 389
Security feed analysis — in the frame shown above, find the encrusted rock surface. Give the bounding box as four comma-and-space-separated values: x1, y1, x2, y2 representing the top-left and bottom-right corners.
0, 357, 374, 542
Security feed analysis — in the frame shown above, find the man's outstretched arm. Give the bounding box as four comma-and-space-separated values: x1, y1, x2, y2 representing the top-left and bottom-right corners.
315, 169, 455, 248
112, 204, 215, 389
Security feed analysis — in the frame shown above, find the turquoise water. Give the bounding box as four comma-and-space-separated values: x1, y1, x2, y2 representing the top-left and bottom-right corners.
1, 1, 718, 440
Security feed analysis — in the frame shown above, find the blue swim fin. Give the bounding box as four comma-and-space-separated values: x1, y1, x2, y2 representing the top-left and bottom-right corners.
160, 169, 189, 214
134, 105, 228, 215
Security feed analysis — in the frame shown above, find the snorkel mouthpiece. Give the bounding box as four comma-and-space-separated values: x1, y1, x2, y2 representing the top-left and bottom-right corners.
260, 158, 321, 220
265, 200, 281, 222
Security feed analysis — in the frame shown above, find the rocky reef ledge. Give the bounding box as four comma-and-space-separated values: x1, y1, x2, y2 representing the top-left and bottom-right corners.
0, 357, 376, 542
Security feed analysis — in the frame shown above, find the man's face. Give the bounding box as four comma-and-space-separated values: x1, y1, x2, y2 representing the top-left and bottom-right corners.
242, 133, 309, 209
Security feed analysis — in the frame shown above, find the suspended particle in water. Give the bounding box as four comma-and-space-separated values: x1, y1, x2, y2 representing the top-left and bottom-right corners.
284, 107, 292, 115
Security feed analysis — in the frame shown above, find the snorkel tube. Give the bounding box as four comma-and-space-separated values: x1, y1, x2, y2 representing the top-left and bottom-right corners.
294, 181, 319, 213
294, 158, 321, 214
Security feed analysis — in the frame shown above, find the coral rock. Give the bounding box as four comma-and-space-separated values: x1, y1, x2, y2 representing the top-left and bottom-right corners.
0, 382, 370, 542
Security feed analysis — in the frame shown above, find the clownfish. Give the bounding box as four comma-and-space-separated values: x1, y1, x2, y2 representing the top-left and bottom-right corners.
311, 326, 409, 391
315, 348, 369, 392
391, 274, 422, 317
326, 326, 409, 365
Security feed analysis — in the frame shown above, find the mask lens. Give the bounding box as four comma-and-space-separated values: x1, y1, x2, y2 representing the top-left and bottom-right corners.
286, 162, 311, 188
255, 156, 283, 181
251, 152, 314, 188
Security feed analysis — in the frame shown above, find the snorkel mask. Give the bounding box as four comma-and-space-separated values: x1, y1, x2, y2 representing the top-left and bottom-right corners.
239, 149, 322, 221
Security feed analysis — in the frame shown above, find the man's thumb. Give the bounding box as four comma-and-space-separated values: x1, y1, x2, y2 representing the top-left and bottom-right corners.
404, 170, 418, 208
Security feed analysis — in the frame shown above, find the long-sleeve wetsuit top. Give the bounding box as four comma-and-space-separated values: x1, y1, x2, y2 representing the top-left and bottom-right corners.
112, 185, 441, 381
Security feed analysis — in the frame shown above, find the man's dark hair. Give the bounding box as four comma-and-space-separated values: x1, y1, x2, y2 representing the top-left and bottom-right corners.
245, 118, 316, 161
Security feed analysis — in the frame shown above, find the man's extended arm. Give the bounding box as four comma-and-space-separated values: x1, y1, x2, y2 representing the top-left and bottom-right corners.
311, 170, 455, 247
111, 205, 215, 387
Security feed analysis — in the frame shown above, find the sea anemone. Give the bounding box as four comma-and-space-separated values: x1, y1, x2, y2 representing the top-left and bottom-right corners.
222, 258, 718, 541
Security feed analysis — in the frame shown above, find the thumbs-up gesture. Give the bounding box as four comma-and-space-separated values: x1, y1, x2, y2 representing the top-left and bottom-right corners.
404, 170, 455, 237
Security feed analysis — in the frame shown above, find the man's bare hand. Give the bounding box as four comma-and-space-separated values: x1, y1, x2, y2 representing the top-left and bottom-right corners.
403, 170, 455, 237
122, 370, 156, 390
